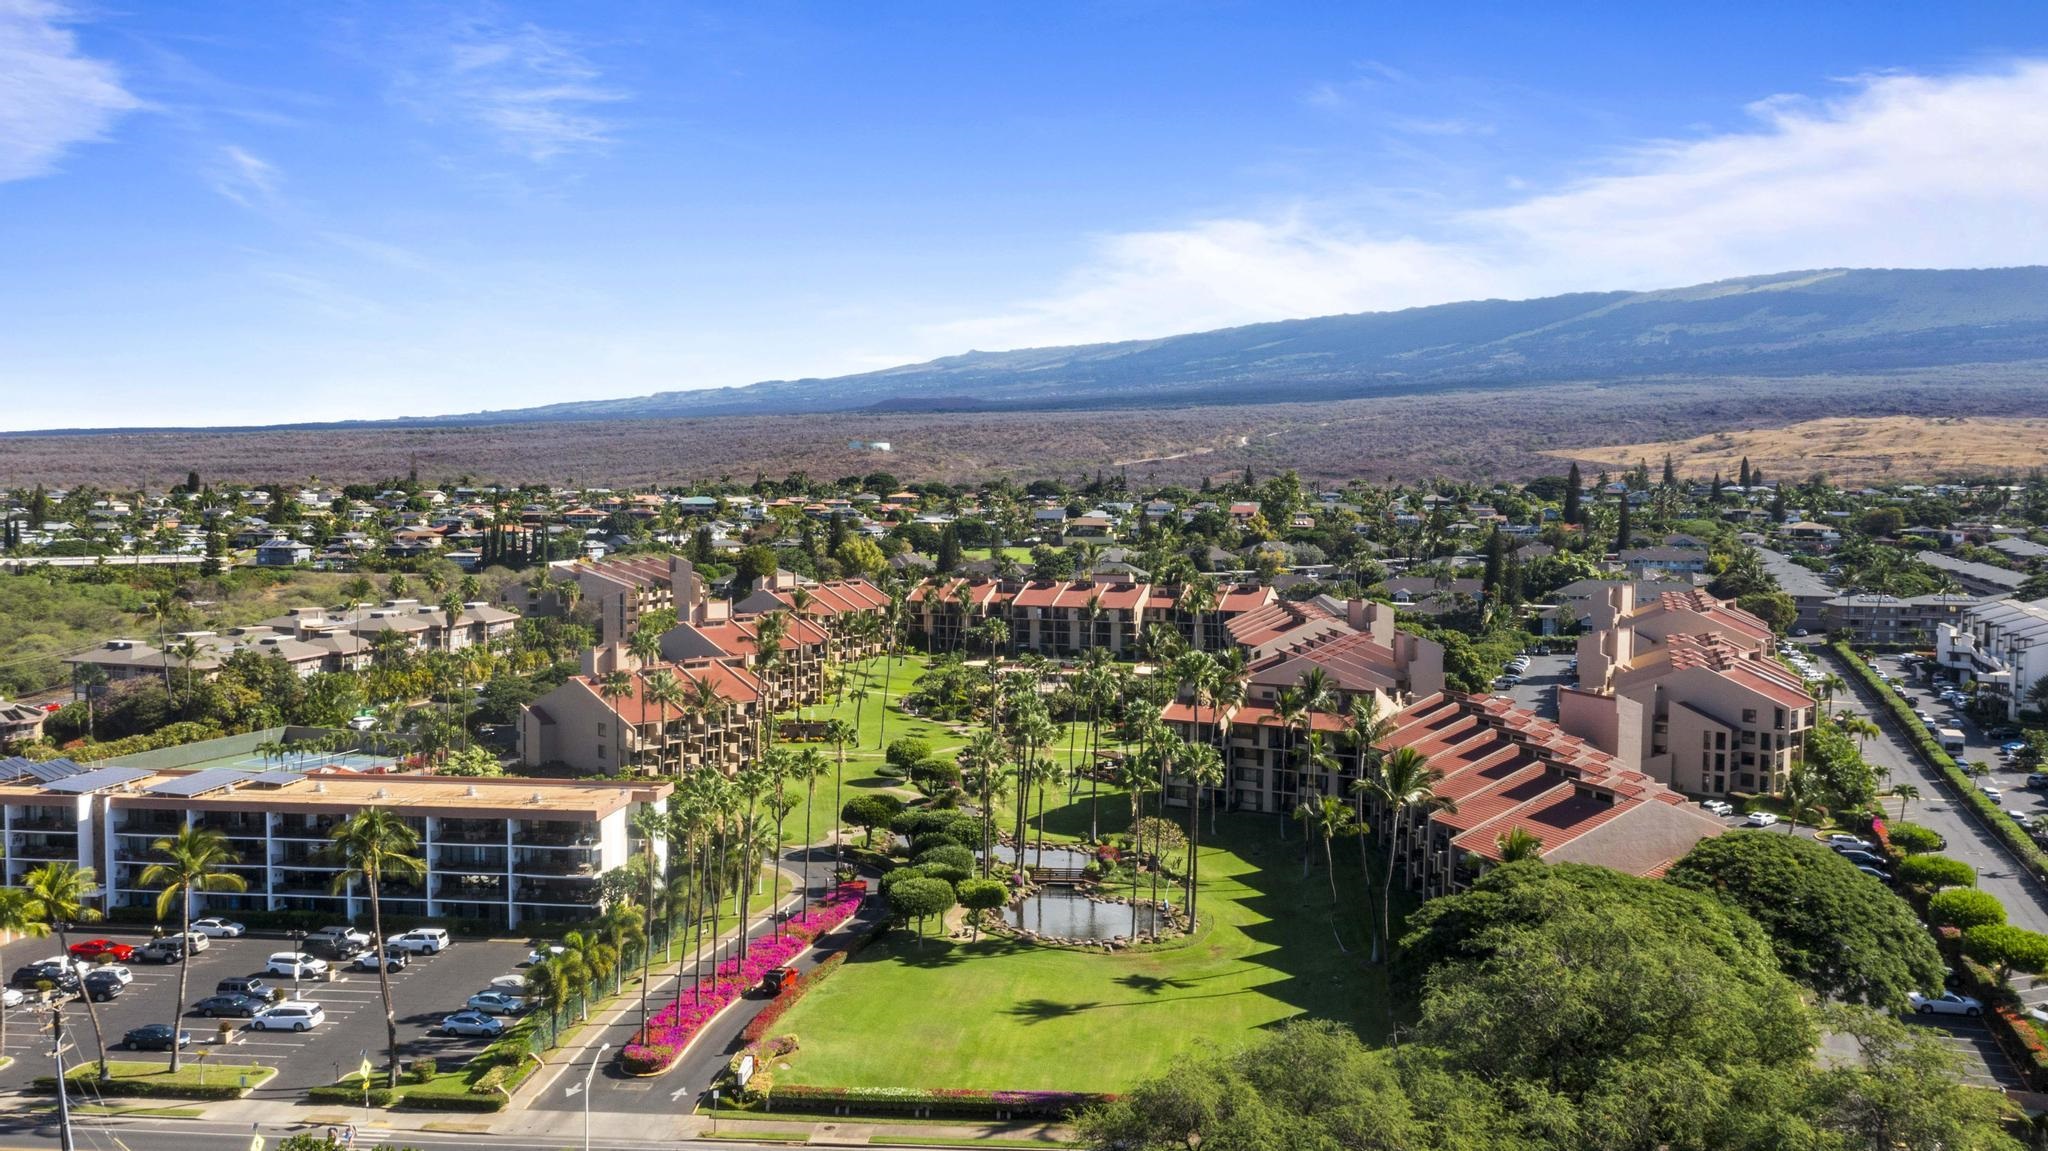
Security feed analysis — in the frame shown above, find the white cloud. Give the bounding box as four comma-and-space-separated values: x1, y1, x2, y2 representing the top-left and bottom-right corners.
0, 0, 137, 182
932, 61, 2048, 353
393, 14, 624, 162
208, 144, 279, 207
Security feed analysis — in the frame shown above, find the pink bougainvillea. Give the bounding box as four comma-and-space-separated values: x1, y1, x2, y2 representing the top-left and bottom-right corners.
620, 884, 865, 1074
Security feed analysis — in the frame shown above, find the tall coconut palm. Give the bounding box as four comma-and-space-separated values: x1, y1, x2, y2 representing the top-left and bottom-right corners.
561, 928, 618, 1019
644, 670, 684, 774
22, 863, 114, 1081
793, 746, 831, 912
1357, 746, 1453, 965
325, 809, 426, 1088
628, 806, 667, 1032
1179, 741, 1224, 932
0, 889, 49, 1077
823, 719, 858, 862
962, 728, 1008, 876
139, 827, 247, 1071
600, 669, 636, 773
1178, 579, 1215, 651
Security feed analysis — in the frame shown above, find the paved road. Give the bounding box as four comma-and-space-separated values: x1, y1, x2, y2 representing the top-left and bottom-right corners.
526, 843, 881, 1118
0, 1115, 797, 1151
1501, 652, 1573, 719
1814, 646, 2048, 934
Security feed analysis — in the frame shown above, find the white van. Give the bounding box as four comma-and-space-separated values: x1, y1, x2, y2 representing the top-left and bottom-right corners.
389, 928, 450, 955
250, 1002, 326, 1032
1937, 728, 1967, 754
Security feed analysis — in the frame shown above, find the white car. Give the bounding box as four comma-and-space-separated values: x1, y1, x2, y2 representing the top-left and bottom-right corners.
1982, 786, 2005, 803
90, 965, 133, 986
190, 918, 246, 938
1909, 991, 1983, 1017
250, 1002, 326, 1031
1700, 799, 1734, 816
1745, 811, 1780, 828
265, 952, 328, 979
526, 945, 566, 965
388, 928, 449, 955
2, 987, 23, 1008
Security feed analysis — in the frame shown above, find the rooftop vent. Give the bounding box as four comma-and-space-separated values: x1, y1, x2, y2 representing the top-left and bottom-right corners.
374, 787, 391, 800
466, 786, 479, 798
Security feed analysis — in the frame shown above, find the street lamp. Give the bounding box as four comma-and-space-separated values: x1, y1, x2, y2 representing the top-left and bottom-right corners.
566, 1040, 609, 1151
287, 929, 305, 999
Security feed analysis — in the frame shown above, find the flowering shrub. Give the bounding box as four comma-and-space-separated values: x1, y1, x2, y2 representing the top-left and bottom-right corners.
742, 951, 847, 1044
618, 884, 864, 1074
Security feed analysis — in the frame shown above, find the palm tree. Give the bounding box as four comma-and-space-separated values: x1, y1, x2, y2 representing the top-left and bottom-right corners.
791, 747, 830, 913
1179, 741, 1224, 931
526, 951, 583, 1038
1178, 579, 1216, 650
1298, 795, 1359, 909
644, 670, 684, 774
823, 719, 858, 863
139, 827, 247, 1071
1892, 782, 1921, 821
22, 862, 114, 1081
600, 669, 636, 774
962, 728, 1008, 876
1815, 672, 1847, 715
561, 928, 618, 1019
1495, 827, 1544, 863
1358, 746, 1453, 964
0, 889, 49, 1075
628, 806, 667, 1033
325, 809, 426, 1088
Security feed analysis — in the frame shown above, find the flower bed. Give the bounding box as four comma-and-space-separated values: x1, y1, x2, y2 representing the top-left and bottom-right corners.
619, 883, 866, 1075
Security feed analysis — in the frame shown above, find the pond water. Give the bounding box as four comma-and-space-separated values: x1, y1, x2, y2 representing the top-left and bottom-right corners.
1004, 887, 1158, 939
986, 844, 1094, 871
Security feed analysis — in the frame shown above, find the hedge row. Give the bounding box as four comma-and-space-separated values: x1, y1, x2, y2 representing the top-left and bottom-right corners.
764, 1083, 1117, 1119
38, 1073, 253, 1100
1832, 643, 2048, 883
307, 1084, 397, 1107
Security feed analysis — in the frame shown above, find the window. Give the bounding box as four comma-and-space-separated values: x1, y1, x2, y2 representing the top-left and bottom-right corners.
1774, 708, 1787, 729
1741, 709, 1758, 724
1703, 732, 1714, 749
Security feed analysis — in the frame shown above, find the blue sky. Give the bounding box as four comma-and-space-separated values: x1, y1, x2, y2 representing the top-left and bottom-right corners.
4, 1, 2047, 430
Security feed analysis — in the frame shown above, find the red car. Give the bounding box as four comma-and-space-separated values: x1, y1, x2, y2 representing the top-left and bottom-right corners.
68, 939, 135, 962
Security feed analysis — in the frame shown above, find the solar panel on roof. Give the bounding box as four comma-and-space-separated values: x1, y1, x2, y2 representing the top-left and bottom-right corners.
0, 756, 85, 783
41, 765, 154, 793
247, 769, 306, 787
144, 768, 258, 798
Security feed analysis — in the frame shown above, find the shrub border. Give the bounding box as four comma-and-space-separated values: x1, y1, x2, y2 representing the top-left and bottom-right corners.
763, 1083, 1117, 1120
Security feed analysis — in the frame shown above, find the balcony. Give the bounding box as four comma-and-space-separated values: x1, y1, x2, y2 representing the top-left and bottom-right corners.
435, 845, 507, 870
512, 850, 596, 877
273, 817, 340, 840
515, 880, 599, 907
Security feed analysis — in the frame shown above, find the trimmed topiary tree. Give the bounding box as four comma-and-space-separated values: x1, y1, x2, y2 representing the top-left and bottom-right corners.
1893, 854, 1976, 890
885, 738, 932, 774
1928, 888, 2006, 931
842, 794, 904, 848
955, 877, 1010, 941
887, 876, 957, 939
1962, 924, 2048, 983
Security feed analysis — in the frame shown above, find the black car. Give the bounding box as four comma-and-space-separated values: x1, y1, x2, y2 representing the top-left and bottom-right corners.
122, 1025, 190, 1052
216, 976, 269, 998
10, 963, 80, 991
1837, 849, 1888, 868
82, 971, 124, 1002
192, 993, 268, 1018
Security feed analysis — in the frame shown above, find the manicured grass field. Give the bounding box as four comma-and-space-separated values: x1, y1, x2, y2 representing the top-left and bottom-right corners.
768, 812, 1394, 1093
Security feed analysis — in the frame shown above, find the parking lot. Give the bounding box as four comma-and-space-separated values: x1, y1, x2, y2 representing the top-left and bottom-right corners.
1499, 651, 1573, 719
2, 928, 537, 1096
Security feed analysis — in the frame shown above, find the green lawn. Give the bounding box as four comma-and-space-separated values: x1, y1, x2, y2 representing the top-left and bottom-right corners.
52, 1059, 277, 1092
767, 811, 1395, 1093
776, 652, 1140, 852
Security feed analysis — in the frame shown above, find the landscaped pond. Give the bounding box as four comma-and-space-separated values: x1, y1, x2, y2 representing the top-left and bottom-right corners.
986, 844, 1094, 872
1004, 887, 1158, 940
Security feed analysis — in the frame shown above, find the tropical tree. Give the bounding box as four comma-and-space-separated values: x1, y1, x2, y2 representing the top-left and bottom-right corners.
628, 805, 667, 1032
1495, 827, 1544, 863
325, 809, 426, 1088
0, 889, 49, 1076
562, 927, 619, 1017
139, 827, 248, 1071
823, 718, 858, 862
1357, 746, 1453, 964
600, 669, 637, 773
22, 862, 114, 1081
792, 746, 831, 912
1892, 782, 1921, 821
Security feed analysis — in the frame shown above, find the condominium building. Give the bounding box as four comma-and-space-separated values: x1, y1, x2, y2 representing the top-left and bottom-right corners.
0, 755, 669, 929
1821, 592, 1991, 647
1935, 597, 2048, 720
1560, 585, 1814, 796
1372, 693, 1725, 898
519, 645, 766, 776
907, 577, 1275, 655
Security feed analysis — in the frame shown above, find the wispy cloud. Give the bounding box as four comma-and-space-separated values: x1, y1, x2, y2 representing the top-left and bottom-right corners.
927, 61, 2048, 353
392, 12, 625, 162
0, 0, 138, 181
208, 143, 279, 207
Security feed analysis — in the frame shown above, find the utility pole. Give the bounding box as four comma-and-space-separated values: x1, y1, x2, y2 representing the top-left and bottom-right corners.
50, 1007, 75, 1151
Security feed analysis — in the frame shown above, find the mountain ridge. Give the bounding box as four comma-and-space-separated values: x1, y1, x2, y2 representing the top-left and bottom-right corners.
13, 266, 2048, 435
